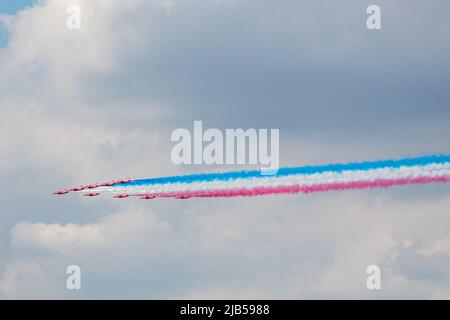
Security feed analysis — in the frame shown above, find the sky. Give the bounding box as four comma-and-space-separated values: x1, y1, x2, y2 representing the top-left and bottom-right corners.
0, 0, 36, 14
0, 0, 450, 299
0, 0, 36, 46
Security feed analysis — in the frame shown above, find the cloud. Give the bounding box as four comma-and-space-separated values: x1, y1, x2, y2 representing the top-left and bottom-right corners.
0, 261, 64, 299
1, 208, 172, 298
11, 221, 106, 254
9, 208, 171, 257
2, 191, 450, 298
0, 0, 449, 299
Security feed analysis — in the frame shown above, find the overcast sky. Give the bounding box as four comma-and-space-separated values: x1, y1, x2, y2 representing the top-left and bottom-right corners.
0, 0, 450, 298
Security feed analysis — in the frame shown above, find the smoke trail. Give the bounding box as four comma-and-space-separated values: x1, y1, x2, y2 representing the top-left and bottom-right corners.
53, 155, 450, 199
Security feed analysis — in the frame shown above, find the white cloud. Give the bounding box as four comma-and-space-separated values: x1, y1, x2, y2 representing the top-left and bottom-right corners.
2, 191, 450, 298
11, 221, 107, 254
0, 208, 172, 298
9, 208, 170, 256
0, 261, 64, 299
0, 0, 450, 299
